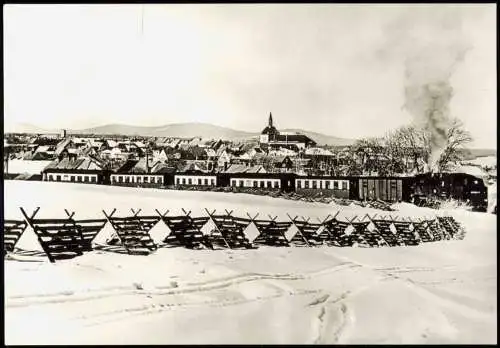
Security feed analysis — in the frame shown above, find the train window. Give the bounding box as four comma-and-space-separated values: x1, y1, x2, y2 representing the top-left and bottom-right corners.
312, 181, 317, 189
205, 179, 208, 185
325, 181, 330, 189
70, 176, 75, 182
240, 180, 244, 187
84, 176, 89, 182
334, 181, 339, 189
125, 176, 130, 183
198, 178, 202, 185
91, 176, 96, 183
56, 175, 61, 181
319, 181, 323, 189
118, 176, 123, 183
297, 180, 301, 189
112, 176, 116, 182
182, 178, 186, 185
267, 181, 272, 188
188, 178, 192, 185
211, 179, 215, 186
145, 177, 150, 183
177, 178, 181, 185
157, 177, 162, 184
137, 176, 142, 183
274, 181, 279, 188
259, 181, 265, 188
342, 181, 347, 190
305, 181, 309, 188
253, 181, 258, 187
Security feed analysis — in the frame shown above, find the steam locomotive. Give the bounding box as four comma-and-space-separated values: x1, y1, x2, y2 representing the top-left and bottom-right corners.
411, 172, 489, 212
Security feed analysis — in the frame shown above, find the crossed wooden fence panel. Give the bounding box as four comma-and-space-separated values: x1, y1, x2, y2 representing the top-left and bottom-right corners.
252, 216, 291, 247
287, 214, 324, 247
370, 217, 403, 247
322, 218, 351, 247
20, 208, 86, 263
103, 209, 158, 255
349, 221, 371, 247
437, 216, 466, 240
156, 209, 211, 249
62, 210, 108, 252
205, 210, 253, 249
426, 219, 446, 241
392, 219, 420, 246
412, 220, 434, 243
436, 216, 457, 240
359, 215, 388, 247
3, 220, 29, 254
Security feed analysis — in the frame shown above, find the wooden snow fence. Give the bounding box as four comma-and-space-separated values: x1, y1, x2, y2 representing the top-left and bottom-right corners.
155, 209, 212, 249
315, 214, 335, 245
425, 217, 447, 241
102, 209, 159, 255
3, 219, 29, 255
63, 209, 108, 252
412, 219, 434, 243
357, 214, 387, 247
251, 214, 292, 247
322, 215, 352, 247
437, 216, 466, 240
287, 214, 323, 247
204, 209, 253, 249
20, 207, 86, 263
368, 215, 404, 247
390, 216, 420, 246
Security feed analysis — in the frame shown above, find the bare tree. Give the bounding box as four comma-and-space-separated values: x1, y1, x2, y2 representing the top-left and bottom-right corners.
435, 118, 473, 171
383, 118, 472, 174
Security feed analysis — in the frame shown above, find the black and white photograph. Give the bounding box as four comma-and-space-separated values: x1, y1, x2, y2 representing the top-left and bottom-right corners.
3, 3, 496, 344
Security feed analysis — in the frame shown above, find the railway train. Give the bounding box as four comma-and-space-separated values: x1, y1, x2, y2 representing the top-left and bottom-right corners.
42, 168, 489, 212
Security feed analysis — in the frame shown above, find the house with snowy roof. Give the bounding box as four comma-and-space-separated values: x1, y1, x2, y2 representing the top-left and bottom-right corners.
42, 156, 108, 184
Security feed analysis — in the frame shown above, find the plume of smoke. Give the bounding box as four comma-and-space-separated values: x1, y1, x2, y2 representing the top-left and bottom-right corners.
377, 7, 472, 171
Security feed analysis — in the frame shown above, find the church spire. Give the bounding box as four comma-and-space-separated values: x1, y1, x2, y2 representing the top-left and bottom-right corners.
268, 112, 273, 128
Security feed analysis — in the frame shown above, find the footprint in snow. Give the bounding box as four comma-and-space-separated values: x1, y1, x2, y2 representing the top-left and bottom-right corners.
308, 294, 330, 306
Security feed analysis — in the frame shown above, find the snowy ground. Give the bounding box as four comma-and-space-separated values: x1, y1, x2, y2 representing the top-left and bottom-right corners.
4, 181, 497, 344
465, 155, 497, 168
5, 159, 51, 175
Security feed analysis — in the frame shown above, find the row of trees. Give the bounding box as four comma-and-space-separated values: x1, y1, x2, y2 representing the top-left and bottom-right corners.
344, 118, 473, 176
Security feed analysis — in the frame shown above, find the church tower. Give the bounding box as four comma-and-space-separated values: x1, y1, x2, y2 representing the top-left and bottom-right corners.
260, 112, 279, 144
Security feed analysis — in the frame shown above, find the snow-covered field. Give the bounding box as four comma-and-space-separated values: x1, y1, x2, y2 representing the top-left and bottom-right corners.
466, 155, 497, 168
4, 181, 497, 344
5, 159, 51, 174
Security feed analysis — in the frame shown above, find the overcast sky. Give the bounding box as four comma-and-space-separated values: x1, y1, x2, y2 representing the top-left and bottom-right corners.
4, 4, 496, 148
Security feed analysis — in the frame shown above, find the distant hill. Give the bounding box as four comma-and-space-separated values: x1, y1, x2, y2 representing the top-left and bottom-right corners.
73, 122, 257, 140
4, 122, 58, 134
72, 122, 355, 146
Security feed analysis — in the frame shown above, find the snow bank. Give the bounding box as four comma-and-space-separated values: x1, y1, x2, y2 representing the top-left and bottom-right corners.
5, 160, 51, 175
